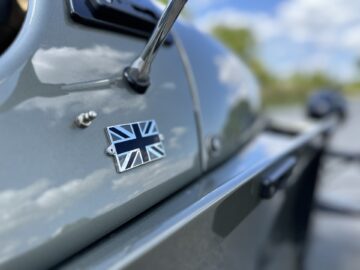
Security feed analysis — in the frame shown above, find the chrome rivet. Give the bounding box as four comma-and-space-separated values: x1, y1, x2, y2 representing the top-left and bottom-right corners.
75, 111, 97, 128
209, 136, 222, 156
106, 145, 116, 156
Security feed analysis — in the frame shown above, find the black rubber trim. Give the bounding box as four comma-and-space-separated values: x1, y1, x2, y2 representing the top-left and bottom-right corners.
67, 0, 173, 45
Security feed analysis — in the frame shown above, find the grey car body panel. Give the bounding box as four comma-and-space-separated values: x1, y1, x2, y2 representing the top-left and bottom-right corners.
176, 23, 261, 169
0, 0, 326, 269
0, 0, 204, 265
57, 120, 331, 270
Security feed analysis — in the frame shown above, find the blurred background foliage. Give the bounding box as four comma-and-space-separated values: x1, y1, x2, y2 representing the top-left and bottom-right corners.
212, 26, 360, 106
157, 0, 360, 106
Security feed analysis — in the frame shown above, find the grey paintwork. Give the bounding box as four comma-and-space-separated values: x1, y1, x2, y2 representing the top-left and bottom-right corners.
0, 0, 261, 267
0, 0, 262, 262
176, 23, 262, 169
57, 120, 332, 270
0, 0, 202, 265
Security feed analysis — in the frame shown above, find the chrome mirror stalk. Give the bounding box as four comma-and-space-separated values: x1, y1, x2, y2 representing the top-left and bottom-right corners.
123, 0, 188, 94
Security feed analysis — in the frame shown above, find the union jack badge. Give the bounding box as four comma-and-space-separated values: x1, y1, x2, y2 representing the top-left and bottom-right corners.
105, 120, 166, 173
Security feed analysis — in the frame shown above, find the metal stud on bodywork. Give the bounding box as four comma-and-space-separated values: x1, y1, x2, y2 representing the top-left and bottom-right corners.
209, 136, 222, 157
75, 111, 97, 128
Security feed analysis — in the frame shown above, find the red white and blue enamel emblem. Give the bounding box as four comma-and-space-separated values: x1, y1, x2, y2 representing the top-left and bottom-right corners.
106, 120, 166, 173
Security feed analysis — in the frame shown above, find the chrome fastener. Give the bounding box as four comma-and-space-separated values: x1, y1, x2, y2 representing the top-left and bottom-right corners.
75, 111, 97, 128
209, 136, 222, 157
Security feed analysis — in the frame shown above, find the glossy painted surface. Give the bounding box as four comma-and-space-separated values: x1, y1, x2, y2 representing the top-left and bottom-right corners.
176, 23, 262, 169
0, 0, 202, 265
57, 120, 331, 270
0, 0, 289, 268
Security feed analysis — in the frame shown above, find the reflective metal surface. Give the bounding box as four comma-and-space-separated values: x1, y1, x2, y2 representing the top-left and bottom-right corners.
124, 0, 188, 93
0, 0, 316, 269
57, 120, 332, 270
0, 0, 200, 266
175, 24, 262, 170
75, 110, 97, 128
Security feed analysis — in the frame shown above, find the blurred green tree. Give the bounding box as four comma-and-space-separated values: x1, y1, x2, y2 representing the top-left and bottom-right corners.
156, 0, 192, 19
155, 2, 359, 104
211, 26, 346, 106
212, 26, 255, 61
212, 27, 275, 88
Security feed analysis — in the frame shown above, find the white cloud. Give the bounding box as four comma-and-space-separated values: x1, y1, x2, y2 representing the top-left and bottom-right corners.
193, 0, 360, 81
169, 126, 187, 149
0, 169, 114, 263
277, 0, 360, 49
0, 169, 110, 236
187, 0, 218, 12
32, 46, 135, 84
196, 9, 280, 42
215, 54, 261, 110
342, 24, 360, 51
15, 89, 147, 119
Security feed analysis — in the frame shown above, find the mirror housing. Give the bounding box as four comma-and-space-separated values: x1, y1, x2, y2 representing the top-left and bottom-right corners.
306, 89, 348, 122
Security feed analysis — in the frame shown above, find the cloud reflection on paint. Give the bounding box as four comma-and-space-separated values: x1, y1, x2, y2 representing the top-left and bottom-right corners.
0, 169, 110, 235
215, 54, 261, 111
0, 169, 112, 262
32, 46, 135, 85
14, 89, 147, 120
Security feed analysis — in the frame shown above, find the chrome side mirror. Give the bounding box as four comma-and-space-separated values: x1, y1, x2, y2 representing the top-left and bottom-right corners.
123, 0, 188, 94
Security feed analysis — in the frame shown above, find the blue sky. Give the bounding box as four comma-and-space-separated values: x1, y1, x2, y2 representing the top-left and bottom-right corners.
186, 0, 360, 82
189, 0, 285, 15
